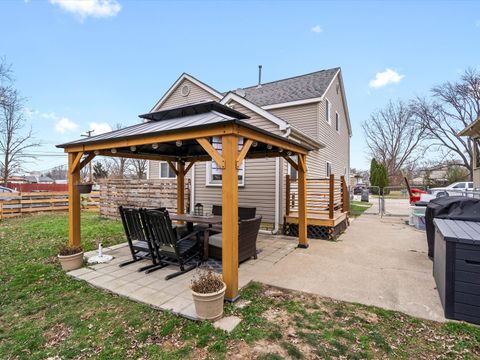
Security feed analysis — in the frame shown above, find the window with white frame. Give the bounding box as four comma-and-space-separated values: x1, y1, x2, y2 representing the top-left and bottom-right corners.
159, 161, 176, 179
288, 156, 298, 181
335, 112, 340, 133
325, 98, 331, 124
206, 136, 245, 186
326, 161, 332, 177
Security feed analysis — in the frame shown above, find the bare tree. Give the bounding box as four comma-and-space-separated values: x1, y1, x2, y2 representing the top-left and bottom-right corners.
363, 100, 426, 183
45, 164, 67, 180
411, 69, 480, 179
110, 123, 129, 178
0, 88, 40, 186
130, 159, 148, 179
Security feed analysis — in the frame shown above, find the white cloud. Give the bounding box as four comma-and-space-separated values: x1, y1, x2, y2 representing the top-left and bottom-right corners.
311, 25, 323, 33
49, 0, 121, 20
369, 68, 404, 88
55, 117, 79, 133
89, 122, 112, 135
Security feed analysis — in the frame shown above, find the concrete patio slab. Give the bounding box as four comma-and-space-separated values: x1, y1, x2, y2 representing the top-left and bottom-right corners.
255, 213, 445, 322
68, 236, 296, 321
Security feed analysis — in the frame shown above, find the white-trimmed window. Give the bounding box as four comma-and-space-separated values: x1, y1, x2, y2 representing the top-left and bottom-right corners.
159, 161, 176, 179
206, 136, 245, 186
326, 161, 332, 177
335, 112, 340, 133
288, 156, 298, 181
325, 98, 331, 124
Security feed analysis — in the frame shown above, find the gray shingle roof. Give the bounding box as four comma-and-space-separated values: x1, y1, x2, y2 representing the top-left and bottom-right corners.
236, 67, 340, 107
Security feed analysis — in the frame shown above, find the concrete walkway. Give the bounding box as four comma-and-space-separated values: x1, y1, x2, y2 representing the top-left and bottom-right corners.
255, 210, 445, 322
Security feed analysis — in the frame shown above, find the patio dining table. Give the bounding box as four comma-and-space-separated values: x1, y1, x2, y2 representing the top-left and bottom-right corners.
169, 213, 222, 260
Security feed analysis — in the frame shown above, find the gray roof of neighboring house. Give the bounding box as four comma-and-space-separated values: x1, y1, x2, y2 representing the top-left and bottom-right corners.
234, 67, 340, 107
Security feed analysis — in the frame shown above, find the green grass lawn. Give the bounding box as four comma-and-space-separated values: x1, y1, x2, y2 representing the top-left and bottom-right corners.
349, 201, 372, 217
1, 213, 479, 359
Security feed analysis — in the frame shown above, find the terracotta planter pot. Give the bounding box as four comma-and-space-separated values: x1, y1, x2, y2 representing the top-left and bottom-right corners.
191, 282, 226, 320
58, 251, 84, 271
76, 184, 93, 194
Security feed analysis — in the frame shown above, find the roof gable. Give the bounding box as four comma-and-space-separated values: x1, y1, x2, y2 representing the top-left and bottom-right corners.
150, 73, 222, 112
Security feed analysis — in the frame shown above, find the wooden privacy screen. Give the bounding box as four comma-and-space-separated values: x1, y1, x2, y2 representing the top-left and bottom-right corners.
0, 191, 99, 219
98, 178, 191, 219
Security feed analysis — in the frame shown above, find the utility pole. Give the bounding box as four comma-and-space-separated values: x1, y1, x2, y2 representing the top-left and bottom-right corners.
81, 130, 94, 182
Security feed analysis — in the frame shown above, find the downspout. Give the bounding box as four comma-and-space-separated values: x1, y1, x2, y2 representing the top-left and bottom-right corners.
259, 125, 292, 235
190, 163, 195, 212
259, 156, 280, 235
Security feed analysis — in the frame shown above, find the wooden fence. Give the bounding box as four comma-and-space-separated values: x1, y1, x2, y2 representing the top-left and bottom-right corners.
0, 191, 99, 220
286, 174, 349, 219
98, 178, 190, 219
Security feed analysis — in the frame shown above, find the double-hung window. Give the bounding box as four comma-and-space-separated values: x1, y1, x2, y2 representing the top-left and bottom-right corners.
326, 161, 332, 177
159, 161, 176, 179
206, 136, 245, 186
325, 99, 331, 124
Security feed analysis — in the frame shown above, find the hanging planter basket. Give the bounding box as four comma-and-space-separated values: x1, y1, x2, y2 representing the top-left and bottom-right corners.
76, 183, 93, 194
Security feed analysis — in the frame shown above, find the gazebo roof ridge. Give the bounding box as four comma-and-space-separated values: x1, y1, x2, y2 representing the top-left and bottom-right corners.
139, 101, 249, 122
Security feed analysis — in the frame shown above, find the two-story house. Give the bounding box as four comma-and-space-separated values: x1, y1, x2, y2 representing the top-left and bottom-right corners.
147, 68, 352, 232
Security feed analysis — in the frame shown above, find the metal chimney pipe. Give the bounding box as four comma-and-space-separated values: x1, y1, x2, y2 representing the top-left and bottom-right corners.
258, 65, 262, 86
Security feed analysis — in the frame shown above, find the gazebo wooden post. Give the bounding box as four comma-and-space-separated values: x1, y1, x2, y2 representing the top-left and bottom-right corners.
176, 161, 185, 217
222, 134, 239, 301
297, 153, 308, 248
68, 152, 81, 247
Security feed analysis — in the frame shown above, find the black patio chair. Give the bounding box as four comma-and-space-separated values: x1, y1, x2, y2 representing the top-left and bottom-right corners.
141, 209, 201, 279
118, 206, 160, 272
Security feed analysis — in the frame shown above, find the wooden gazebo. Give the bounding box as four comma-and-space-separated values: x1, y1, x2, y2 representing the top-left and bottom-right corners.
57, 101, 316, 301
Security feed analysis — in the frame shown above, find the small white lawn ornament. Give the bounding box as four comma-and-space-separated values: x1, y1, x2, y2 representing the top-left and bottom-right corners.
87, 243, 113, 264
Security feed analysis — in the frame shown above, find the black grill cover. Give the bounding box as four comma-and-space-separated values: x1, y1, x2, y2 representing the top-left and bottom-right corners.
425, 197, 480, 257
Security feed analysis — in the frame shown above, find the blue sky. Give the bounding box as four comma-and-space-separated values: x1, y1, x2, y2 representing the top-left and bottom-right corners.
1, 0, 479, 173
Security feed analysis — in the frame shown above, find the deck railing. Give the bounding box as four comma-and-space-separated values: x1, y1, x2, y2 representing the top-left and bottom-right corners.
0, 191, 99, 219
286, 174, 349, 220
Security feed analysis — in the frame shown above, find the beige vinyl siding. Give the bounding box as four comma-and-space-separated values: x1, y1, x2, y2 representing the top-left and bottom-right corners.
317, 76, 350, 178
194, 157, 277, 227
269, 103, 319, 137
227, 100, 283, 136
158, 79, 219, 110
269, 103, 323, 177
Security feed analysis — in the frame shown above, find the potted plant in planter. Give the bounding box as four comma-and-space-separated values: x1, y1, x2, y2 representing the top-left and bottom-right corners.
191, 268, 226, 320
58, 244, 84, 271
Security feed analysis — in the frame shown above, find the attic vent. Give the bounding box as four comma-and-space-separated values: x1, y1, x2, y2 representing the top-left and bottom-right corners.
336, 84, 340, 94
181, 85, 190, 97
235, 88, 246, 97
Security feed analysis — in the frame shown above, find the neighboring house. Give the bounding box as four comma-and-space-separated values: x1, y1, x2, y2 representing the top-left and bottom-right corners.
147, 68, 352, 231
459, 116, 480, 188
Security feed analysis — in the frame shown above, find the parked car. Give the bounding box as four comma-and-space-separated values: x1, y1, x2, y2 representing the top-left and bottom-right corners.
0, 186, 20, 204
428, 182, 474, 197
353, 185, 365, 195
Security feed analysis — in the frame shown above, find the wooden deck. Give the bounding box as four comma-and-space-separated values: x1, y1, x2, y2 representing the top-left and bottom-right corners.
285, 210, 348, 227
285, 175, 349, 230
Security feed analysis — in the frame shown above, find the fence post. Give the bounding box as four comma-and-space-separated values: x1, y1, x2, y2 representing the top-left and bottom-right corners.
285, 174, 291, 216
329, 174, 334, 219
340, 175, 349, 213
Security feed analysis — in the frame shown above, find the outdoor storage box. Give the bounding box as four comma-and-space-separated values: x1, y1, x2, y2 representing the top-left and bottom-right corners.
426, 197, 480, 258
433, 218, 480, 325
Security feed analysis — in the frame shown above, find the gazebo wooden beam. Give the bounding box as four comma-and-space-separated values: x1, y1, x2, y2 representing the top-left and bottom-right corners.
69, 151, 84, 174
166, 160, 178, 176
184, 161, 196, 174
176, 161, 185, 218
281, 153, 298, 171
222, 134, 239, 301
297, 153, 308, 248
79, 153, 95, 171
197, 138, 225, 169
236, 139, 253, 169
68, 152, 81, 247
236, 126, 308, 155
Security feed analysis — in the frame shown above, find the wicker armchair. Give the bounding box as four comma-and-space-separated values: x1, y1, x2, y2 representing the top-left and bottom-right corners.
208, 216, 262, 263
